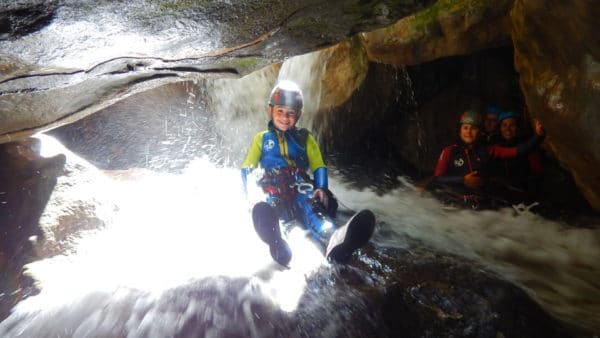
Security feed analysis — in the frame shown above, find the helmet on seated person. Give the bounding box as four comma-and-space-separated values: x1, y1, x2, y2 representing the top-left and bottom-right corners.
498, 111, 520, 124
268, 80, 303, 116
459, 109, 482, 127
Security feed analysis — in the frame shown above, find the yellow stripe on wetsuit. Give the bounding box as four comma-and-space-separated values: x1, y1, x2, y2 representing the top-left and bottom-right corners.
276, 130, 296, 167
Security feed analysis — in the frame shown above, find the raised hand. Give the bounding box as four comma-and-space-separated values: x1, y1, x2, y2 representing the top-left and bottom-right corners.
533, 119, 545, 136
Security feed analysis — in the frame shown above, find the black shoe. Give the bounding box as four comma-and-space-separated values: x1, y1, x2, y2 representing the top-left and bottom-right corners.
326, 209, 375, 264
269, 240, 292, 267
252, 202, 292, 266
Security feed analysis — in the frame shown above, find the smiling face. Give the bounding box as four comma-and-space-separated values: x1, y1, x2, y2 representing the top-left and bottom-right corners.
269, 105, 299, 131
460, 123, 480, 145
500, 117, 518, 141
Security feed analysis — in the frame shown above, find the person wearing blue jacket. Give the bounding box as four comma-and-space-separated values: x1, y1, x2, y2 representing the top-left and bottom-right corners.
241, 80, 375, 266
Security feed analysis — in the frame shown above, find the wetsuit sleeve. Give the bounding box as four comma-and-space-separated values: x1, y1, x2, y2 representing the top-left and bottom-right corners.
313, 167, 328, 189
516, 135, 544, 157
433, 147, 452, 176
528, 150, 544, 174
241, 168, 250, 196
242, 132, 264, 169
306, 134, 328, 189
432, 146, 463, 185
241, 132, 264, 194
487, 134, 544, 159
433, 175, 464, 184
486, 144, 518, 159
306, 134, 326, 172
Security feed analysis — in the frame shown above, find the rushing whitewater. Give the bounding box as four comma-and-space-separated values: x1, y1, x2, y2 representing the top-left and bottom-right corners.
1, 40, 599, 337
1, 135, 599, 336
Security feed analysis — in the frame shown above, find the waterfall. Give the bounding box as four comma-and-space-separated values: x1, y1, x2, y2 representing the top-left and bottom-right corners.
1, 40, 600, 338
206, 48, 337, 167
398, 67, 428, 174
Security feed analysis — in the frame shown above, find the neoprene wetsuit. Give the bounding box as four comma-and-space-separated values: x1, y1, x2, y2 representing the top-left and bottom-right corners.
241, 121, 336, 242
432, 134, 544, 194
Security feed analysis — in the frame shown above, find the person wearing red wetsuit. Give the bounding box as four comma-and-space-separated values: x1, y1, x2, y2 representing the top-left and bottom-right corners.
488, 111, 545, 202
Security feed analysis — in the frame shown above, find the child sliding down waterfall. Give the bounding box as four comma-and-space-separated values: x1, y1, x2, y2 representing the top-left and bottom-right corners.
241, 80, 375, 267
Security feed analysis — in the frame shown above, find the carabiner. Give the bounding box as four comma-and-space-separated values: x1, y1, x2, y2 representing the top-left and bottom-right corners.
296, 182, 314, 194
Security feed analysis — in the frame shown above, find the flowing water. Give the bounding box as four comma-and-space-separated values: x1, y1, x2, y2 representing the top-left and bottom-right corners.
1, 138, 599, 336
1, 3, 599, 336
1, 51, 599, 337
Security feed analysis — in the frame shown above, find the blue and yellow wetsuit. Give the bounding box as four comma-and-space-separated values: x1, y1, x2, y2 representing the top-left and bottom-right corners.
242, 121, 335, 242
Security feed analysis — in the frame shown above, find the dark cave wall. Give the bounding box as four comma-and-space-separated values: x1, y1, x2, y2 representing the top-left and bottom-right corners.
401, 46, 525, 173
319, 46, 525, 176
511, 0, 600, 211
315, 44, 594, 215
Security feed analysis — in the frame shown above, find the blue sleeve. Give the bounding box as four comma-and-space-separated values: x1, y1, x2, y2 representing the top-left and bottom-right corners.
241, 168, 251, 196
313, 167, 328, 190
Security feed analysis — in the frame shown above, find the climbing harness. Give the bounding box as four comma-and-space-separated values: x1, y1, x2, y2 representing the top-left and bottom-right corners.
258, 167, 313, 203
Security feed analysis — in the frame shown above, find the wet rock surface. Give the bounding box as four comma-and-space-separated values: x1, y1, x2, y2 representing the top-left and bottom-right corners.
1, 1, 600, 336
0, 0, 58, 41
380, 248, 571, 338
0, 137, 116, 322
359, 0, 513, 65
0, 138, 58, 321
0, 0, 433, 139
511, 0, 600, 211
